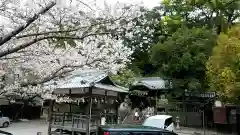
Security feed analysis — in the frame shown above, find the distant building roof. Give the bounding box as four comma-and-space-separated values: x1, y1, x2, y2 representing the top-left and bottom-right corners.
94, 83, 128, 93
68, 69, 108, 82
130, 77, 172, 90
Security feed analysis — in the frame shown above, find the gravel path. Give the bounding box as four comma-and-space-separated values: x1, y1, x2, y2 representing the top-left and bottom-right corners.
1, 120, 48, 135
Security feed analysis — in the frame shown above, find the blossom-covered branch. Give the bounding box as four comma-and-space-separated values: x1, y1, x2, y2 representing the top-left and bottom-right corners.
1, 34, 133, 100
0, 0, 141, 103
0, 32, 114, 58
0, 1, 56, 46
0, 0, 138, 58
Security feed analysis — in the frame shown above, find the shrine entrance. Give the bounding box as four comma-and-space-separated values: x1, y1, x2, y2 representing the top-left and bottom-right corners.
47, 70, 128, 135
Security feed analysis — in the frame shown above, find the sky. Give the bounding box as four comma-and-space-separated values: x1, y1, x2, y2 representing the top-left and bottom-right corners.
103, 0, 161, 8
55, 0, 162, 9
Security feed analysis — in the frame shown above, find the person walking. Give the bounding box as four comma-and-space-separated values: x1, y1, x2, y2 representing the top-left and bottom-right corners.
134, 108, 140, 121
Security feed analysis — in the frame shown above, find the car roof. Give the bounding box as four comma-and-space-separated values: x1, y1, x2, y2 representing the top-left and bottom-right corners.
99, 124, 171, 132
146, 115, 172, 120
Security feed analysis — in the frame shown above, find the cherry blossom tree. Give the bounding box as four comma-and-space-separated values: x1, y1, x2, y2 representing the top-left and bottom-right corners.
0, 0, 141, 103
0, 0, 138, 56
2, 35, 133, 99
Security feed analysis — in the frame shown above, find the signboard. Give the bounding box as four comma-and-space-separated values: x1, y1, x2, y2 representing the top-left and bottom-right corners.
228, 109, 237, 124
130, 90, 148, 96
213, 107, 227, 124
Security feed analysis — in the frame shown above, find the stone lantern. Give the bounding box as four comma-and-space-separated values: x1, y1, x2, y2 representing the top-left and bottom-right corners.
176, 116, 180, 129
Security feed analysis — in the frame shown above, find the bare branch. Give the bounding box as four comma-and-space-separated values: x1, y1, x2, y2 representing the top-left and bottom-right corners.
0, 1, 56, 46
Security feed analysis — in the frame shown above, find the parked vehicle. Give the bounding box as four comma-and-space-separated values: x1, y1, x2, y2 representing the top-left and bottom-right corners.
0, 111, 10, 128
143, 115, 174, 132
98, 124, 178, 135
0, 130, 12, 135
53, 129, 80, 135
0, 130, 13, 135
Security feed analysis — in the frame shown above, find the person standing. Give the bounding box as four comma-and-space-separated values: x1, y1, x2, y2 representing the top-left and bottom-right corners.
134, 108, 141, 121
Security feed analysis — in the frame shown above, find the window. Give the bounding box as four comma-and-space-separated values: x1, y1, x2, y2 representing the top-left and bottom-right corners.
143, 119, 163, 129
164, 117, 173, 128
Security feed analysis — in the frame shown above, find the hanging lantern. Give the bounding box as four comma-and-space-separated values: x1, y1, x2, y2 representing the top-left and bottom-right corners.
10, 99, 15, 103
101, 98, 104, 103
81, 98, 85, 103
111, 99, 114, 104
94, 98, 98, 103
105, 99, 108, 104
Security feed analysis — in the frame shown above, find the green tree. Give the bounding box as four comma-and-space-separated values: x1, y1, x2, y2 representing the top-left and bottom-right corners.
122, 0, 239, 76
151, 27, 217, 91
111, 68, 139, 87
206, 25, 240, 103
161, 0, 240, 34
121, 7, 164, 75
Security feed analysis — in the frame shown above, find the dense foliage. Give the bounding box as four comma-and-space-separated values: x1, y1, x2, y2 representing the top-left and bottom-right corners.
120, 7, 163, 75
121, 0, 240, 94
151, 27, 217, 91
111, 68, 139, 87
206, 25, 240, 103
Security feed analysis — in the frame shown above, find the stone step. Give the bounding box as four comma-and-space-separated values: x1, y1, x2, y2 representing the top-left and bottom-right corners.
122, 114, 144, 124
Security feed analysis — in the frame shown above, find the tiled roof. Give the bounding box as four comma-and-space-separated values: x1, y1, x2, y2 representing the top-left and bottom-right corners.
132, 77, 171, 90
54, 69, 128, 93
56, 69, 107, 89
94, 83, 128, 93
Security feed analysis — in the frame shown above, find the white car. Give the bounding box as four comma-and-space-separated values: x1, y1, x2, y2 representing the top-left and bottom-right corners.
0, 111, 10, 128
143, 115, 175, 132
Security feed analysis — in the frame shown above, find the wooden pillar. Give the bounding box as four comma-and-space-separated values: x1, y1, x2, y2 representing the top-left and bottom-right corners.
116, 93, 120, 124
47, 100, 54, 135
86, 87, 93, 135
104, 90, 107, 118
69, 89, 72, 113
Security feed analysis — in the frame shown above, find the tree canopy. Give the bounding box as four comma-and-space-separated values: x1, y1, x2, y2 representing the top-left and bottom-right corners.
0, 0, 140, 102
111, 68, 139, 87
120, 7, 163, 75
206, 24, 240, 103
151, 27, 217, 91
120, 0, 239, 93
122, 0, 240, 76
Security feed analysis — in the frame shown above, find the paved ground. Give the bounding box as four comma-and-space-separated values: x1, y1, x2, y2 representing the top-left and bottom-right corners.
0, 120, 234, 135
175, 127, 234, 135
1, 120, 48, 135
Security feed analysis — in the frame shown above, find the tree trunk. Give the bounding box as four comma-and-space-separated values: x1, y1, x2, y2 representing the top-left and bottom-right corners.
48, 100, 54, 135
